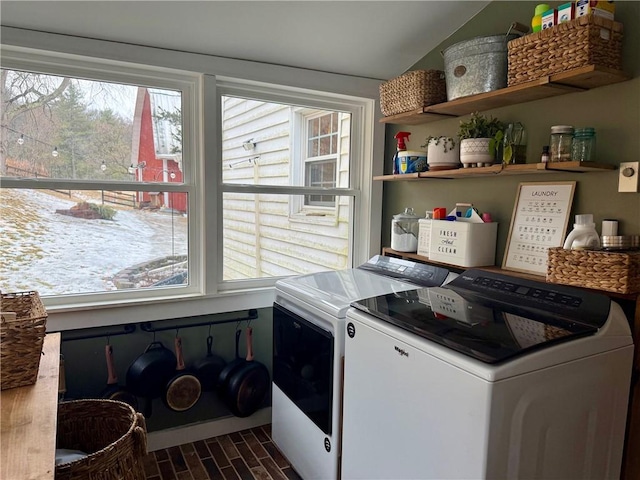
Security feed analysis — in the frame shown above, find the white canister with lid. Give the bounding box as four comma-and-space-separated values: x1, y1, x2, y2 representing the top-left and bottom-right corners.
391, 207, 420, 252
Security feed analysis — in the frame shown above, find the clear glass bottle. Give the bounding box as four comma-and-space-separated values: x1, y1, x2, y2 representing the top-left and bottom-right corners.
550, 125, 574, 162
503, 122, 527, 164
571, 127, 596, 162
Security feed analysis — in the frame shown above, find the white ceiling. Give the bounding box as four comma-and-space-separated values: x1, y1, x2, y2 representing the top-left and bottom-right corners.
0, 1, 488, 80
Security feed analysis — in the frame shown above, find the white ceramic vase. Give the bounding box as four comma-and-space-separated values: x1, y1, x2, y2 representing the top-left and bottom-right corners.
460, 138, 494, 168
426, 137, 460, 171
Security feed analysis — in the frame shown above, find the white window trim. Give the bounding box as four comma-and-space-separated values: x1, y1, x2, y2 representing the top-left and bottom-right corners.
289, 108, 340, 224
0, 50, 203, 309
0, 30, 384, 330
216, 79, 374, 290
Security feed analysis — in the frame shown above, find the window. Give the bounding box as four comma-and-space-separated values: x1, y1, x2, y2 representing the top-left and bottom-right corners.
0, 57, 198, 306
0, 42, 380, 315
304, 112, 339, 207
218, 84, 365, 284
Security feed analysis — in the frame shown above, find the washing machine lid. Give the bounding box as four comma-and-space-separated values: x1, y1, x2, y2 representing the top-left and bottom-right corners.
275, 256, 452, 319
350, 269, 615, 364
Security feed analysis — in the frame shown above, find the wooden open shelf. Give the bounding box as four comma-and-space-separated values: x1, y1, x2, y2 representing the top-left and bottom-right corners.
380, 65, 631, 125
373, 161, 616, 181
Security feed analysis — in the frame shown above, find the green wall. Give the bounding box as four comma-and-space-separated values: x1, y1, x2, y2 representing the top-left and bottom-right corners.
383, 1, 640, 265
59, 308, 273, 432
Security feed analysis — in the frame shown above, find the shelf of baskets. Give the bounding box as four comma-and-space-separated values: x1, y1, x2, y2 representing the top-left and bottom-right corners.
379, 65, 630, 126
373, 161, 616, 181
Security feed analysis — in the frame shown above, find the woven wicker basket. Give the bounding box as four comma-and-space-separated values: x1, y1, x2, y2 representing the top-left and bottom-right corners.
0, 291, 48, 390
546, 247, 640, 294
508, 15, 623, 86
56, 399, 147, 480
379, 70, 446, 116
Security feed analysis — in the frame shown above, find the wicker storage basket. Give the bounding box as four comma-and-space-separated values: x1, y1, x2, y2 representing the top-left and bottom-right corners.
0, 291, 48, 390
508, 15, 623, 86
379, 70, 446, 116
547, 247, 640, 294
55, 399, 147, 480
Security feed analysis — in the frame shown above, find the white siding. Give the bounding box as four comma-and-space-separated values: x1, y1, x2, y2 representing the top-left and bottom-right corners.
222, 97, 350, 279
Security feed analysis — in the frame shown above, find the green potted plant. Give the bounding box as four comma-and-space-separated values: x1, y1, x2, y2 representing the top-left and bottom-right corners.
421, 135, 460, 170
457, 112, 505, 168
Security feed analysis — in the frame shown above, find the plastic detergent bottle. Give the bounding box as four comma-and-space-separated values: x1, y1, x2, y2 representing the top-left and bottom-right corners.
393, 131, 411, 175
563, 214, 601, 250
532, 4, 550, 33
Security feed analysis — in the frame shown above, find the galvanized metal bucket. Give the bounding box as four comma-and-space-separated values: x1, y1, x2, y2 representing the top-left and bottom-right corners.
443, 22, 528, 101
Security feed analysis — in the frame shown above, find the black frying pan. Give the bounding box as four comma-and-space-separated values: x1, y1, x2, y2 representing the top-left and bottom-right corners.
193, 334, 226, 391
163, 336, 202, 412
101, 343, 138, 410
126, 341, 176, 417
218, 329, 245, 391
219, 327, 270, 418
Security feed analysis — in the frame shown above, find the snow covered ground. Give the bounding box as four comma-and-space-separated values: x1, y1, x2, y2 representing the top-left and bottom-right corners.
0, 188, 188, 296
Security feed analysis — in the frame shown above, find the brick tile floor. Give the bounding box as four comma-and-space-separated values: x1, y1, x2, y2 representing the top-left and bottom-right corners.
143, 424, 303, 480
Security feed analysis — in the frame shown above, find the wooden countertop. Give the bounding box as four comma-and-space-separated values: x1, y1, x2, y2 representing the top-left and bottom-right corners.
1, 332, 61, 480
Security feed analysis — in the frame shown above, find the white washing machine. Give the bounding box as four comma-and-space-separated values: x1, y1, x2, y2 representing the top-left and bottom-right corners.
272, 255, 456, 480
342, 268, 634, 480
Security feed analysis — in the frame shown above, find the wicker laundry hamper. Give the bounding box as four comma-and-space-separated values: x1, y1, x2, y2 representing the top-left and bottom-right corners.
55, 399, 147, 480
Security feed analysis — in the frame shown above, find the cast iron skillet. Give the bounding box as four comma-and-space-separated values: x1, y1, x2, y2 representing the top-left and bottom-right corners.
193, 334, 226, 392
101, 343, 138, 410
163, 336, 202, 412
218, 327, 270, 418
126, 341, 176, 417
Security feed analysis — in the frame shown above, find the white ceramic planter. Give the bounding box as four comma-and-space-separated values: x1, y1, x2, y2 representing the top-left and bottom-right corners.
426, 137, 460, 171
460, 138, 494, 168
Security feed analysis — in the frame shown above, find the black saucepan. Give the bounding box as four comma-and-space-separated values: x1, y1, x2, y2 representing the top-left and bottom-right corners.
218, 327, 270, 418
193, 334, 226, 391
126, 341, 177, 417
101, 343, 138, 410
163, 336, 202, 412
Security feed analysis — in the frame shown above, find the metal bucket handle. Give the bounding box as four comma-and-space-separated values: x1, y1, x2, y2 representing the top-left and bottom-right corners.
505, 22, 529, 43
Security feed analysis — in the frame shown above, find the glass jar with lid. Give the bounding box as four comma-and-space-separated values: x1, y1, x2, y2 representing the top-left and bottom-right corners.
571, 127, 596, 162
391, 207, 420, 252
549, 125, 574, 162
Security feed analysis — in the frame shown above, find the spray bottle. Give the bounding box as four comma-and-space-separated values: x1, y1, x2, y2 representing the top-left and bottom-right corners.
393, 131, 411, 174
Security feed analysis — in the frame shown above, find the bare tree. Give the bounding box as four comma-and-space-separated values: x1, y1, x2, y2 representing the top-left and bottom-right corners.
1, 69, 71, 174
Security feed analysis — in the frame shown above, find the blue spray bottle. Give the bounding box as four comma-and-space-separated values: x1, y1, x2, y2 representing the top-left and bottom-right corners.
393, 131, 411, 175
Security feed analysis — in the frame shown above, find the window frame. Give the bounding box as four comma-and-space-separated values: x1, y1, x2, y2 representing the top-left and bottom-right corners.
0, 30, 384, 330
0, 50, 203, 308
216, 80, 371, 291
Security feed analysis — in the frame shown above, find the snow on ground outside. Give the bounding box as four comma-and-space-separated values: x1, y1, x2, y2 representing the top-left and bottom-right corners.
0, 189, 187, 295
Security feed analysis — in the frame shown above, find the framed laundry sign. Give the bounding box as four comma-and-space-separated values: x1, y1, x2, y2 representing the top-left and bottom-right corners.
503, 181, 576, 276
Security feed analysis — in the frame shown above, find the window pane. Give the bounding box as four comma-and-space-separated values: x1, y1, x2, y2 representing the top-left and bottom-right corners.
222, 192, 350, 280
1, 69, 182, 183
319, 136, 331, 156
0, 188, 188, 296
305, 160, 336, 207
221, 96, 350, 188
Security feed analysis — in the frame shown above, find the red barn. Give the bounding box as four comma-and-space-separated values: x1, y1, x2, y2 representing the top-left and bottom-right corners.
131, 87, 186, 213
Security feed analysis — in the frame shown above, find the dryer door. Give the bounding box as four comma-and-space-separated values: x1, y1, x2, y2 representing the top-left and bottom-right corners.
273, 303, 334, 435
